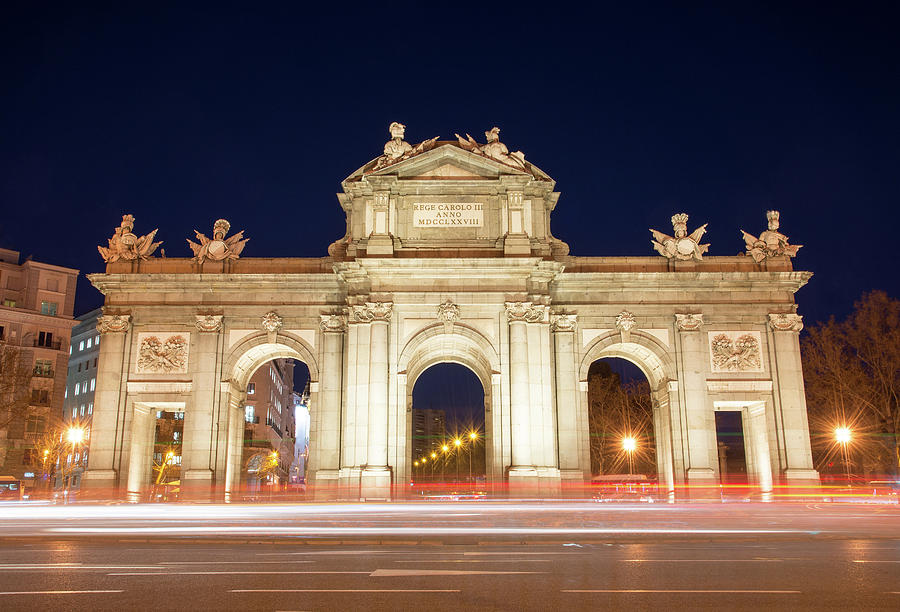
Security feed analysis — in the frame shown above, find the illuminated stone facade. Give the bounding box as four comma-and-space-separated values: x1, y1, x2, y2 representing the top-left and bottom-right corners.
83, 128, 818, 499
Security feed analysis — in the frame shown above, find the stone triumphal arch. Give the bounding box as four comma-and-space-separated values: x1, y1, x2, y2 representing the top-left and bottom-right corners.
85, 123, 818, 499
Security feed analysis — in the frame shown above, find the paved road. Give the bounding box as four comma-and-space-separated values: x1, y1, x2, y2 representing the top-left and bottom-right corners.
0, 501, 897, 610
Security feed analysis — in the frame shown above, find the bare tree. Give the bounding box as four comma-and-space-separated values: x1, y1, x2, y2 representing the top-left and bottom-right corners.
0, 345, 34, 469
802, 291, 900, 477
587, 362, 655, 476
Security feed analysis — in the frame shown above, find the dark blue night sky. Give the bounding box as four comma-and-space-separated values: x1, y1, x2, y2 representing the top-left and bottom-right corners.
3, 3, 898, 419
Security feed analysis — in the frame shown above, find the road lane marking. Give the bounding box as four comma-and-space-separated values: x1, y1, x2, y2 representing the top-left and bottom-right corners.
463, 552, 583, 556
163, 561, 314, 565
232, 589, 461, 593
393, 559, 551, 563
622, 559, 784, 562
562, 589, 801, 594
50, 526, 809, 536
108, 571, 369, 576
0, 564, 161, 570
0, 590, 124, 595
370, 569, 545, 576
852, 560, 900, 563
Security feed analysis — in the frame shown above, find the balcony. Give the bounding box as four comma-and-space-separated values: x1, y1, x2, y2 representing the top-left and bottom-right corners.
33, 339, 62, 350
32, 367, 54, 378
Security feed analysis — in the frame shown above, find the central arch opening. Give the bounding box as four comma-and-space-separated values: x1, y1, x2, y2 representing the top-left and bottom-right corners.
588, 357, 658, 497
410, 363, 486, 495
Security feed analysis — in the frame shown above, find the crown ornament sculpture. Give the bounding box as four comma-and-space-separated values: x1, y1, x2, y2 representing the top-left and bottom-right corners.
741, 210, 802, 263
187, 218, 249, 264
98, 214, 162, 263
650, 213, 710, 261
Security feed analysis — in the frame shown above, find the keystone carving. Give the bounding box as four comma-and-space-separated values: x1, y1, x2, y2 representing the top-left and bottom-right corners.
187, 219, 249, 264
261, 312, 283, 333
319, 314, 347, 333
506, 301, 545, 323
768, 313, 804, 332
650, 213, 709, 261
616, 311, 636, 332
437, 300, 460, 323
550, 314, 577, 332
195, 315, 224, 333
98, 214, 162, 263
742, 211, 802, 263
97, 314, 131, 334
675, 313, 704, 331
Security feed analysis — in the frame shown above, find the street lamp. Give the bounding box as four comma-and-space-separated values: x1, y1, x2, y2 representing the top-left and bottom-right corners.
431, 452, 437, 481
622, 436, 636, 475
834, 426, 852, 487
64, 426, 86, 492
468, 432, 478, 484
453, 438, 462, 483
441, 445, 450, 481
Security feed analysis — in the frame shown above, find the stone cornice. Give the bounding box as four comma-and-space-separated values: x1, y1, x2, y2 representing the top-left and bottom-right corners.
87, 273, 342, 296
553, 270, 813, 292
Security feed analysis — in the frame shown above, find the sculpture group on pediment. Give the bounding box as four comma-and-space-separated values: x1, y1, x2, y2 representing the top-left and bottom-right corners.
650, 213, 710, 261
370, 122, 439, 172
98, 214, 162, 263
456, 127, 527, 171
741, 210, 802, 263
187, 219, 249, 264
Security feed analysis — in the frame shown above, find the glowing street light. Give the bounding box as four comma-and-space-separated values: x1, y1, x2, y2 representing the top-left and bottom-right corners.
622, 436, 637, 475
834, 426, 853, 487
66, 426, 86, 446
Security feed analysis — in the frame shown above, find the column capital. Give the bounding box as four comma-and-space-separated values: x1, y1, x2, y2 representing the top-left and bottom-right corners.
550, 313, 577, 332
195, 314, 223, 333
674, 313, 703, 331
768, 313, 803, 333
506, 301, 546, 323
319, 314, 347, 333
97, 314, 131, 334
352, 302, 392, 323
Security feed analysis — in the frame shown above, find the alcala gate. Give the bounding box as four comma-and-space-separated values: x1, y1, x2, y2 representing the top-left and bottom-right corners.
84, 123, 818, 500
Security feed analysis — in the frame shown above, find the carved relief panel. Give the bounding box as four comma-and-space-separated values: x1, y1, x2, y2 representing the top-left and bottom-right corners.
707, 331, 764, 373
135, 332, 190, 374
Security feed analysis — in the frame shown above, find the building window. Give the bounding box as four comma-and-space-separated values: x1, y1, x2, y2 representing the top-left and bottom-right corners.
79, 340, 84, 351
173, 411, 184, 420
34, 359, 52, 376
93, 358, 98, 367
77, 363, 82, 372
74, 385, 79, 396
88, 402, 93, 415
25, 415, 47, 435
37, 331, 54, 348
247, 382, 255, 395
86, 338, 92, 349
72, 407, 77, 418
245, 406, 255, 423
95, 335, 100, 346
3, 299, 15, 307
40, 301, 58, 316
90, 378, 95, 391
0, 326, 4, 341
80, 404, 85, 416
31, 389, 50, 405
173, 431, 180, 441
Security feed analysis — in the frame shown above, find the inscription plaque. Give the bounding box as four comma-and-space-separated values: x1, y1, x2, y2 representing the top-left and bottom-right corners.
413, 203, 484, 227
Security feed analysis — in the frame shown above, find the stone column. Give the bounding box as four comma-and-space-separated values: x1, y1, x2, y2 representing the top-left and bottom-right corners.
83, 314, 131, 493
503, 190, 531, 255
181, 315, 223, 499
674, 314, 716, 493
768, 314, 819, 483
506, 302, 537, 484
552, 314, 581, 483
367, 191, 394, 255
310, 315, 345, 488
125, 403, 155, 501
223, 393, 245, 499
360, 302, 392, 499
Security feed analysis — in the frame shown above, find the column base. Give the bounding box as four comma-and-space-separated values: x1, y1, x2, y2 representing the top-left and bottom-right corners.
310, 470, 342, 501
360, 466, 392, 501
81, 469, 118, 499
180, 469, 215, 501
366, 236, 394, 255
504, 235, 531, 256
686, 467, 719, 501
781, 468, 821, 500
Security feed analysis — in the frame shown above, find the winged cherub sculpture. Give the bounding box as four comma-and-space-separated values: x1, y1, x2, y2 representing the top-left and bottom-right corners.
187, 218, 248, 264
741, 210, 802, 263
650, 213, 710, 261
98, 214, 162, 263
